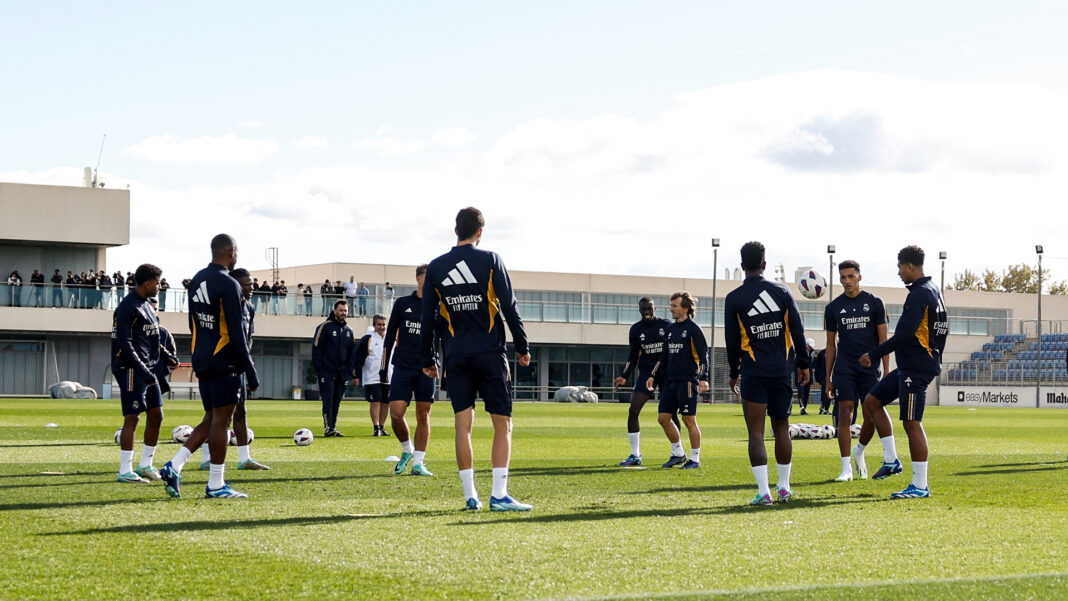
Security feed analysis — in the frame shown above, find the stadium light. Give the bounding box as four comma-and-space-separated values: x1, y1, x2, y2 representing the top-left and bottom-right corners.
710, 238, 720, 402
1037, 245, 1044, 394
940, 251, 947, 291
827, 245, 835, 301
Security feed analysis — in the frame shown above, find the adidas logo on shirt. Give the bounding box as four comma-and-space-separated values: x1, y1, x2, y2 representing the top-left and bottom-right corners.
191, 281, 210, 305
747, 290, 781, 317
441, 260, 478, 287
405, 307, 412, 313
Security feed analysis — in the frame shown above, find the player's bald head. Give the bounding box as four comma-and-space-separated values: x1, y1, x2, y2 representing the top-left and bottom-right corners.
211, 234, 237, 258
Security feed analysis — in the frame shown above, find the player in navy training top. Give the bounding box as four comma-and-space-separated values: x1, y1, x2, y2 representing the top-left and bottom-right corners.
647, 291, 708, 469
382, 264, 439, 476
159, 235, 259, 500
612, 297, 674, 466
229, 268, 268, 470
724, 241, 810, 506
824, 259, 888, 482
111, 263, 164, 484
860, 245, 948, 499
420, 207, 532, 512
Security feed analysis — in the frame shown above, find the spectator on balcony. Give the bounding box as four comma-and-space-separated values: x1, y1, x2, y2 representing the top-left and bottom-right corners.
357, 282, 369, 317
277, 280, 288, 314
345, 276, 358, 311
101, 272, 114, 310
125, 272, 136, 298
30, 269, 45, 307
158, 278, 170, 311
65, 271, 79, 308
6, 270, 23, 306
320, 279, 333, 316
51, 269, 63, 307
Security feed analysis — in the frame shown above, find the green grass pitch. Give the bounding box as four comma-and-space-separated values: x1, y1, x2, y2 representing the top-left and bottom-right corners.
1, 398, 1067, 600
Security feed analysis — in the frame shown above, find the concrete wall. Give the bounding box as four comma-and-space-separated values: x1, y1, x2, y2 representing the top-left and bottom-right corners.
0, 182, 129, 247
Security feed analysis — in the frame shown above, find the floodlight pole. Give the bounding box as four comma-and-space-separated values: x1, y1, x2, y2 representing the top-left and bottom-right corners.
1036, 246, 1043, 399
827, 245, 836, 302
710, 238, 720, 402
939, 251, 947, 292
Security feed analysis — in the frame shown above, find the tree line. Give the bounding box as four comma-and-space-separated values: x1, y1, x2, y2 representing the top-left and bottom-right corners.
953, 263, 1068, 295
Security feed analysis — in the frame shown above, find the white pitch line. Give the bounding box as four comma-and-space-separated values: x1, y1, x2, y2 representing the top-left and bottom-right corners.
524, 570, 1068, 601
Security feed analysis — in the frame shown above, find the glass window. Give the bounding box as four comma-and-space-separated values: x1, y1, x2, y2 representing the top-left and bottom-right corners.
569, 363, 590, 386
548, 347, 567, 361
548, 363, 567, 388
569, 347, 591, 362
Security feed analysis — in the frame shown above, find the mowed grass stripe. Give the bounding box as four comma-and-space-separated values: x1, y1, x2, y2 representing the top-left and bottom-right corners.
1, 399, 1067, 601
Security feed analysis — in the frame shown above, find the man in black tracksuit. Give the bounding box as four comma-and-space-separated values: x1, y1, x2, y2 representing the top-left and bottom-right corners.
860, 245, 948, 499
725, 241, 809, 506
148, 296, 179, 396
313, 299, 357, 436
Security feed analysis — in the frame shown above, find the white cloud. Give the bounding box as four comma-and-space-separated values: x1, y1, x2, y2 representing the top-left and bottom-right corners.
121, 133, 278, 165
236, 121, 269, 128
293, 136, 331, 149
10, 70, 1068, 289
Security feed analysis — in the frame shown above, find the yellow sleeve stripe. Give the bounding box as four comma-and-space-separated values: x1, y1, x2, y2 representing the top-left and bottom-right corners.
738, 316, 755, 361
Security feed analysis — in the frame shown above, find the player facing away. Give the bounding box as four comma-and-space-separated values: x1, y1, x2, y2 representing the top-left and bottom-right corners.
613, 297, 673, 467
112, 264, 164, 483
724, 241, 810, 506
824, 260, 888, 482
859, 245, 948, 499
383, 264, 439, 476
159, 234, 260, 499
420, 207, 533, 512
646, 292, 709, 469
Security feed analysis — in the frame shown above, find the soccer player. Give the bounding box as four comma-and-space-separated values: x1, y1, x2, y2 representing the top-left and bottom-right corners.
646, 292, 709, 469
382, 264, 438, 476
420, 207, 532, 512
231, 268, 269, 470
824, 260, 888, 482
148, 296, 179, 399
612, 297, 673, 467
111, 264, 164, 483
313, 300, 358, 437
724, 241, 810, 506
860, 245, 948, 499
354, 315, 392, 436
796, 338, 816, 415
159, 234, 259, 499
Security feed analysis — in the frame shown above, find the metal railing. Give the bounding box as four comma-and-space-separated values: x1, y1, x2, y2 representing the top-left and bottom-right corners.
0, 283, 1017, 336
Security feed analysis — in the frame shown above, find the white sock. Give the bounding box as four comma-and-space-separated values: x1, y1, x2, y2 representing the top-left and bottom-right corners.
119, 450, 134, 474
208, 463, 225, 489
491, 467, 509, 499
200, 442, 210, 462
139, 445, 156, 469
628, 432, 641, 456
459, 468, 477, 500
171, 446, 192, 472
840, 456, 852, 474
776, 463, 792, 491
854, 442, 867, 456
401, 439, 414, 454
670, 441, 684, 457
690, 448, 701, 463
880, 435, 898, 463
413, 450, 426, 466
913, 461, 928, 489
238, 445, 251, 463
752, 465, 770, 497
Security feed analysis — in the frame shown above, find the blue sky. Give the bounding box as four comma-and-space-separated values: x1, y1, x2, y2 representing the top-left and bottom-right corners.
3, 2, 1068, 286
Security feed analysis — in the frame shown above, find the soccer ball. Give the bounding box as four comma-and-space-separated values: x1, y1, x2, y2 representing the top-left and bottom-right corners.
818, 424, 836, 439
849, 424, 862, 438
797, 270, 827, 299
171, 424, 193, 444
228, 428, 254, 446
788, 424, 800, 439
113, 428, 123, 445
294, 428, 314, 446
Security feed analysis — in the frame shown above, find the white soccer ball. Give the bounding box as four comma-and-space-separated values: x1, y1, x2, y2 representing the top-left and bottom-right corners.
849, 424, 862, 438
797, 269, 827, 300
113, 428, 123, 445
228, 428, 254, 446
818, 424, 836, 439
171, 424, 193, 444
294, 428, 314, 446
788, 424, 800, 439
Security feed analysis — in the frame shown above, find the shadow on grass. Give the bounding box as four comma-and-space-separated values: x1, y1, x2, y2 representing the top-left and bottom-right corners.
0, 442, 103, 448
508, 466, 623, 477
46, 510, 454, 536
972, 460, 1067, 468
0, 471, 113, 479
0, 471, 393, 490
952, 463, 1068, 477
1, 497, 170, 512
452, 495, 886, 524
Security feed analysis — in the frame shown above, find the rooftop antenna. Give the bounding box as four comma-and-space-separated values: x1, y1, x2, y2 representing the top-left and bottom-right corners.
92, 134, 107, 188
